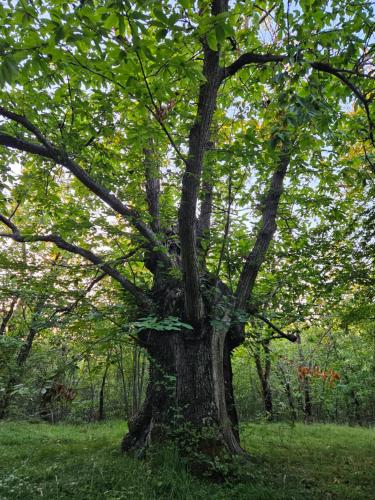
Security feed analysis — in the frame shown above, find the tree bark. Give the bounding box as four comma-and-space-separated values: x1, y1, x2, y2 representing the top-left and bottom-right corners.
116, 346, 130, 417
98, 353, 111, 421
122, 315, 244, 467
0, 297, 18, 336
253, 341, 274, 420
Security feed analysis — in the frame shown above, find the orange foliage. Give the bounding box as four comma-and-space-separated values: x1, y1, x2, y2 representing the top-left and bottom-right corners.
298, 366, 341, 386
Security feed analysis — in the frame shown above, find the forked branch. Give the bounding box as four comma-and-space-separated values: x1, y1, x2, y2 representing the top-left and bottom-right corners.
236, 146, 290, 310
0, 108, 170, 265
178, 11, 227, 321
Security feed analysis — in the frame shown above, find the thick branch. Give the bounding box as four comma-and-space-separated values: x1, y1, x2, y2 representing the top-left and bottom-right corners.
0, 106, 54, 149
222, 53, 374, 142
263, 341, 271, 378
176, 0, 230, 323
235, 148, 290, 309
253, 313, 297, 342
0, 114, 169, 264
197, 179, 213, 258
212, 0, 229, 15
223, 53, 284, 79
0, 132, 53, 158
310, 61, 374, 144
0, 297, 18, 336
216, 175, 233, 279
223, 52, 373, 84
178, 38, 225, 322
197, 140, 215, 262
144, 146, 160, 233
0, 216, 152, 310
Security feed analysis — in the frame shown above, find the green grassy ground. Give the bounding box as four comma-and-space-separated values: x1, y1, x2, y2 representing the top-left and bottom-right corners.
0, 420, 374, 499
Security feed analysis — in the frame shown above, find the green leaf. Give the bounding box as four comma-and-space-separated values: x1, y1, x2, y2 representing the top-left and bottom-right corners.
215, 23, 226, 45
206, 29, 218, 51
0, 56, 18, 84
103, 13, 117, 30
133, 316, 193, 332
180, 0, 193, 8
118, 15, 125, 37
153, 8, 169, 25
54, 24, 65, 42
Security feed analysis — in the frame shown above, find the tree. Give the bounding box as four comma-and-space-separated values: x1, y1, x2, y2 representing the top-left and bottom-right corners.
0, 241, 109, 418
0, 0, 373, 464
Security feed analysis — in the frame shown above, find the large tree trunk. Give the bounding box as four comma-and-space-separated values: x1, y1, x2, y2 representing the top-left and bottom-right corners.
122, 317, 244, 468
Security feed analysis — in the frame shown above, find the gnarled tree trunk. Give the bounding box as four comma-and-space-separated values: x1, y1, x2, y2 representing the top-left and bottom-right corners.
122, 314, 244, 463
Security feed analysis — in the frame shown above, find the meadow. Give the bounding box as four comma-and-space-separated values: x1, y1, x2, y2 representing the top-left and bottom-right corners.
1, 421, 374, 499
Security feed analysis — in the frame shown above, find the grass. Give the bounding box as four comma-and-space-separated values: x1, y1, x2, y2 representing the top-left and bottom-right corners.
0, 420, 374, 499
